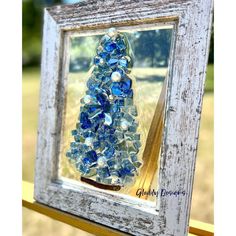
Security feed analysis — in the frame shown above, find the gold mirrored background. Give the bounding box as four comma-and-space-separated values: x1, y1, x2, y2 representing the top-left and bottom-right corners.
59, 25, 173, 202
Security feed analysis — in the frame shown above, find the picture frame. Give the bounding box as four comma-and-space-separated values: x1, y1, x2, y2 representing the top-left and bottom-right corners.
34, 1, 213, 235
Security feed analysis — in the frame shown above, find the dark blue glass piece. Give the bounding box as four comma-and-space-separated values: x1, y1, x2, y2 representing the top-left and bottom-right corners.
87, 105, 100, 113
104, 42, 117, 52
98, 112, 105, 119
115, 99, 124, 106
121, 78, 132, 92
108, 135, 117, 144
94, 56, 100, 65
96, 93, 110, 112
99, 51, 109, 59
80, 112, 92, 129
82, 150, 98, 165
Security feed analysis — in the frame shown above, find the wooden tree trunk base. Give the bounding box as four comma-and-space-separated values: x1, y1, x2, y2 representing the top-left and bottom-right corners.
81, 177, 122, 191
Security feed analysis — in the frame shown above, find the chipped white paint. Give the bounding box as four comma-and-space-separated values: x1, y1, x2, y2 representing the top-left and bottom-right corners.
34, 1, 213, 235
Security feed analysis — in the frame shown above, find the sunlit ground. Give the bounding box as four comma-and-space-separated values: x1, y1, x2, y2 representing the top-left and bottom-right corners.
22, 65, 213, 235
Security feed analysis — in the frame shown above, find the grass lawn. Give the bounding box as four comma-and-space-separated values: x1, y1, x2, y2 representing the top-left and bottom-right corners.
22, 66, 213, 235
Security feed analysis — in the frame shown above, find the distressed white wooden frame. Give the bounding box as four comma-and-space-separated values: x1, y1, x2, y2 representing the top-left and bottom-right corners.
34, 1, 213, 235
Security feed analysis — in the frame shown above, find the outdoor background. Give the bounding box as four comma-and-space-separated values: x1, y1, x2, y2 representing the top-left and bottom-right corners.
23, 0, 214, 235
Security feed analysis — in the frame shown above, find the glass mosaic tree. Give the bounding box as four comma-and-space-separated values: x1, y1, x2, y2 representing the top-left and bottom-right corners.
66, 28, 142, 189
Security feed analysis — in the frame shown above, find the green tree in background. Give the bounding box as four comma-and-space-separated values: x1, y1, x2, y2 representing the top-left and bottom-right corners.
23, 0, 61, 67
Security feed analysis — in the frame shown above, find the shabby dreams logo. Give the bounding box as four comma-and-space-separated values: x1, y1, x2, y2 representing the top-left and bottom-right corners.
136, 188, 186, 198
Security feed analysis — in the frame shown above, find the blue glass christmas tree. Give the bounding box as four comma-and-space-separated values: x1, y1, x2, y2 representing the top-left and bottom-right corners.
66, 28, 142, 190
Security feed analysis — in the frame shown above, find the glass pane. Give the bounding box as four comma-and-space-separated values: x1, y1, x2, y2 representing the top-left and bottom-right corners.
59, 25, 173, 203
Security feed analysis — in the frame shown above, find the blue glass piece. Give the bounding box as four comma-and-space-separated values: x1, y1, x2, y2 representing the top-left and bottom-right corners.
107, 159, 116, 167
82, 150, 98, 165
87, 78, 100, 92
123, 113, 134, 123
83, 130, 94, 138
96, 176, 101, 183
103, 178, 112, 185
118, 168, 129, 177
111, 83, 122, 96
115, 99, 124, 107
108, 134, 117, 144
87, 105, 100, 113
66, 151, 71, 158
74, 134, 82, 142
131, 154, 138, 163
97, 167, 110, 178
104, 125, 115, 134
119, 58, 128, 68
121, 78, 132, 92
124, 176, 133, 184
104, 42, 117, 52
111, 77, 131, 97
94, 123, 100, 132
110, 170, 122, 178
134, 140, 141, 149
94, 56, 100, 65
96, 93, 110, 112
111, 103, 119, 113
93, 140, 100, 149
99, 51, 109, 59
70, 142, 78, 148
71, 129, 78, 136
101, 76, 111, 83
108, 58, 118, 66
89, 108, 103, 119
124, 98, 133, 106
78, 164, 90, 174
71, 147, 79, 153
97, 112, 105, 119
127, 89, 133, 98
80, 112, 92, 129
130, 106, 137, 116
134, 134, 140, 140
122, 159, 136, 172
101, 34, 111, 45
104, 147, 115, 159
116, 38, 126, 50
114, 130, 124, 140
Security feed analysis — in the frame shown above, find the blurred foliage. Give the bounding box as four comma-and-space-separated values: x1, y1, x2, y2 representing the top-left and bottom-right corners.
23, 0, 214, 67
23, 0, 61, 67
129, 29, 172, 67
205, 64, 214, 92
